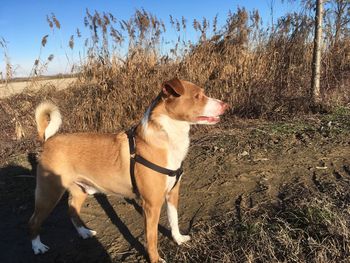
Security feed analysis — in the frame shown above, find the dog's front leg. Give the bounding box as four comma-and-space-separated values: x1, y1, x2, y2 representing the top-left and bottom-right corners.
143, 200, 163, 263
166, 182, 191, 245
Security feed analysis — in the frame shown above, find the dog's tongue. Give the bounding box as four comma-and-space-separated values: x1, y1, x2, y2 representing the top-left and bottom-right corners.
197, 116, 220, 123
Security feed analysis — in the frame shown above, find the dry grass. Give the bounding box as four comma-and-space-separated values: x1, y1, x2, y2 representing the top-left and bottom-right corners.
163, 179, 350, 262
68, 6, 349, 119
0, 6, 350, 261
1, 5, 350, 138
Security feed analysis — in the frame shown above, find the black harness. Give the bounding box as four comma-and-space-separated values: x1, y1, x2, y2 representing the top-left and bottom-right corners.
126, 126, 183, 196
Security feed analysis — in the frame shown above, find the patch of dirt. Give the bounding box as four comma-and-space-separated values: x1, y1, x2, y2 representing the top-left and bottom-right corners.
0, 115, 350, 262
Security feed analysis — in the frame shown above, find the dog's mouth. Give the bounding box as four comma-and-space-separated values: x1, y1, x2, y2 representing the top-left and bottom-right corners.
196, 116, 220, 124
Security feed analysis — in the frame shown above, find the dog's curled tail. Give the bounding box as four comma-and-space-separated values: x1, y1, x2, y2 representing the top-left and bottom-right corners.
35, 102, 62, 141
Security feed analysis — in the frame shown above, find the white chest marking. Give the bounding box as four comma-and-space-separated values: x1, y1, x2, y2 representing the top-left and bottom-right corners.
158, 115, 190, 191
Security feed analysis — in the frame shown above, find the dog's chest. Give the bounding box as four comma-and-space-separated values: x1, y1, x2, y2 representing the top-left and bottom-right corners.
158, 116, 190, 170
165, 136, 189, 191
153, 115, 190, 191
163, 122, 190, 191
166, 134, 189, 169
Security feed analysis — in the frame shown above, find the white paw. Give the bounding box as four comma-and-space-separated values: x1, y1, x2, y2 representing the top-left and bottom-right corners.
173, 234, 191, 245
159, 257, 167, 263
77, 226, 97, 239
32, 236, 49, 254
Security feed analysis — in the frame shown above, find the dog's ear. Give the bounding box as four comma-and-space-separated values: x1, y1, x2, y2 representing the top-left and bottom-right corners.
162, 78, 184, 97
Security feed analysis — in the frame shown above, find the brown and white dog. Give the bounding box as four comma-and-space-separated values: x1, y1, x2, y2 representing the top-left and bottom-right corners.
29, 78, 228, 262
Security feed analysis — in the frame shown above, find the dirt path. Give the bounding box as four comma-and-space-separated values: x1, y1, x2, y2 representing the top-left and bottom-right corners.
0, 120, 350, 262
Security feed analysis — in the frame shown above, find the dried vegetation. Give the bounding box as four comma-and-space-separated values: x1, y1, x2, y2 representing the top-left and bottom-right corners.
1, 2, 350, 262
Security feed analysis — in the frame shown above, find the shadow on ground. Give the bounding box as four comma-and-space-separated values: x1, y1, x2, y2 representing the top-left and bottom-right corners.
0, 153, 152, 263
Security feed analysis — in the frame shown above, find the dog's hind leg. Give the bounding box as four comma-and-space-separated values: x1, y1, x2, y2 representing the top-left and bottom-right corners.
166, 182, 191, 245
29, 167, 65, 254
68, 184, 96, 239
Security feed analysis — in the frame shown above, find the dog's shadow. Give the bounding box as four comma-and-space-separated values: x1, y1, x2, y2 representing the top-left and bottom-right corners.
125, 198, 172, 238
0, 153, 113, 263
0, 152, 172, 263
94, 190, 172, 261
95, 195, 148, 259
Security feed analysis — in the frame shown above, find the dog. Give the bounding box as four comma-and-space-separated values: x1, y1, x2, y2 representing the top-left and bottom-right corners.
29, 78, 229, 262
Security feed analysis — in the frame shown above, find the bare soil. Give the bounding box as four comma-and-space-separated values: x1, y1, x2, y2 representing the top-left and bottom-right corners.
1, 114, 350, 262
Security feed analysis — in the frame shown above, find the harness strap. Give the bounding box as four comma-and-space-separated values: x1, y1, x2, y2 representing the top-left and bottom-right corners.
126, 127, 183, 196
126, 127, 139, 196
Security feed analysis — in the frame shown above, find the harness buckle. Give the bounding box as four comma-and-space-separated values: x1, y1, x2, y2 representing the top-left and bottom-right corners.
169, 167, 183, 178
168, 170, 176, 177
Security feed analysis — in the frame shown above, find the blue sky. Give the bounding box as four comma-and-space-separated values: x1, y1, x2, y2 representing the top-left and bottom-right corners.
0, 0, 300, 77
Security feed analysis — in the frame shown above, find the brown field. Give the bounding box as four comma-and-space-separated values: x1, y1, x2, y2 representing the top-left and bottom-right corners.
0, 77, 76, 98
1, 3, 350, 263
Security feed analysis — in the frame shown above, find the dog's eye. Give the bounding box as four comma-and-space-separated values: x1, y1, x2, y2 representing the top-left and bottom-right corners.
195, 94, 200, 99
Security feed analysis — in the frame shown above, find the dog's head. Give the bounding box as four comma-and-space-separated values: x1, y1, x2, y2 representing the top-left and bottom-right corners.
160, 78, 229, 124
